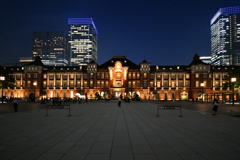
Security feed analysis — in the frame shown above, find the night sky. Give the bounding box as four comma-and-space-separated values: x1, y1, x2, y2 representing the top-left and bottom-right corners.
1, 0, 239, 66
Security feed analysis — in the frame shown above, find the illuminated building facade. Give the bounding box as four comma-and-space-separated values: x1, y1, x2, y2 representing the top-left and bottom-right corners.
2, 55, 239, 102
68, 18, 98, 66
32, 32, 68, 66
211, 6, 240, 66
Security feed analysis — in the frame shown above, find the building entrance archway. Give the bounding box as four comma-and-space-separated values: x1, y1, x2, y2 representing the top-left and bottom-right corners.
29, 93, 35, 102
115, 91, 121, 99
181, 92, 188, 100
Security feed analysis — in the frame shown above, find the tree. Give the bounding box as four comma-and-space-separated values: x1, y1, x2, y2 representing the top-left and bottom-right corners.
132, 93, 141, 101
94, 92, 101, 100
223, 69, 240, 90
0, 66, 15, 90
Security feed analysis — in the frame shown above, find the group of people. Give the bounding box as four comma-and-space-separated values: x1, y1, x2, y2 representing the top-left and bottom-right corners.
51, 98, 62, 106
9, 96, 220, 115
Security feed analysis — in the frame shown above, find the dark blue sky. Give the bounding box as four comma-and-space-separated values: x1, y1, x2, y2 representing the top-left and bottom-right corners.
1, 0, 239, 66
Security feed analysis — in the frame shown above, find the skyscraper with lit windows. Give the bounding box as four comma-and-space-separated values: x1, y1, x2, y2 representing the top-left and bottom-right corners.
68, 18, 98, 66
32, 32, 68, 66
211, 6, 240, 66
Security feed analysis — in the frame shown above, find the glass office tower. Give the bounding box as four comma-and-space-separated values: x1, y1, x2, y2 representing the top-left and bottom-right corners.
32, 32, 68, 66
68, 18, 98, 66
211, 6, 240, 66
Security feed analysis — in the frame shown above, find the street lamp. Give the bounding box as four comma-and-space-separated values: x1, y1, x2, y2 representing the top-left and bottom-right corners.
200, 83, 204, 103
0, 76, 5, 104
231, 77, 236, 105
33, 82, 37, 102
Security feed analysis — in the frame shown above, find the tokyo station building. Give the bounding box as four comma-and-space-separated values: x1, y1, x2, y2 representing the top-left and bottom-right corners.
2, 54, 239, 102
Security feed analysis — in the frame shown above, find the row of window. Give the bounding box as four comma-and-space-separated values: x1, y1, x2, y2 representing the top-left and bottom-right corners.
43, 73, 191, 80
14, 73, 226, 80
150, 74, 189, 79
195, 73, 227, 79
148, 81, 190, 88
14, 80, 225, 88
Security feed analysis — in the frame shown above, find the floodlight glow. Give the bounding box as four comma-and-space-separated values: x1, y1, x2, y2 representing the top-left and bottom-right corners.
68, 18, 98, 35
211, 6, 240, 25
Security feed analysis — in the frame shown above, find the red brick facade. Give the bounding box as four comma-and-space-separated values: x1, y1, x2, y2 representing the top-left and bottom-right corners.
2, 55, 239, 102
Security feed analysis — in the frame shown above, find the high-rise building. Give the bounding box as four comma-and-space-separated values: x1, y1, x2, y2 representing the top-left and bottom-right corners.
211, 6, 240, 66
32, 32, 68, 66
68, 18, 98, 66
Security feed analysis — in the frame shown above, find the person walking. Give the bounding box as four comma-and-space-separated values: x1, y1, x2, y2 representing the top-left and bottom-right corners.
212, 98, 219, 116
13, 98, 19, 112
118, 97, 121, 107
78, 98, 81, 104
41, 98, 45, 104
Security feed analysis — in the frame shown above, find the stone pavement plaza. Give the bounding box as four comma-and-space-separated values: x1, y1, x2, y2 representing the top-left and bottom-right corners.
0, 101, 240, 160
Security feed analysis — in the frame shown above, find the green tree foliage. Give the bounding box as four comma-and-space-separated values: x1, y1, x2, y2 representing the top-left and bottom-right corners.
94, 92, 101, 100
223, 69, 240, 90
0, 66, 15, 89
132, 93, 141, 101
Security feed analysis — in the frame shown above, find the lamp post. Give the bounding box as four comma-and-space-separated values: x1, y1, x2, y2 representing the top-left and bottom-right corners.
200, 83, 204, 103
33, 82, 37, 102
231, 77, 236, 105
0, 76, 5, 104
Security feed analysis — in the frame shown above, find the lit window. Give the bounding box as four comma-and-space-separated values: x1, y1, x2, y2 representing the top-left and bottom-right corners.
128, 73, 131, 79
215, 81, 219, 88
204, 81, 207, 87
128, 81, 131, 88
42, 81, 46, 87
150, 81, 153, 88
171, 81, 175, 87
157, 81, 161, 87
144, 73, 147, 78
196, 81, 199, 87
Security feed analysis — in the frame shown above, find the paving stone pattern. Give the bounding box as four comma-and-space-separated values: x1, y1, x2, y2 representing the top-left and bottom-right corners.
0, 102, 240, 160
